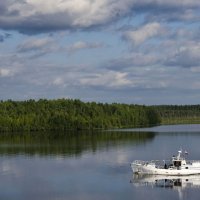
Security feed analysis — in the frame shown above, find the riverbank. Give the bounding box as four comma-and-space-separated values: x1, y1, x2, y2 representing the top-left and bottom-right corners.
0, 99, 160, 132
161, 117, 200, 125
154, 105, 200, 125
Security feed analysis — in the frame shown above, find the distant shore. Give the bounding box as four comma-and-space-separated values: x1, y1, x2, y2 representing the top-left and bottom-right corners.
0, 99, 160, 132
1, 99, 200, 132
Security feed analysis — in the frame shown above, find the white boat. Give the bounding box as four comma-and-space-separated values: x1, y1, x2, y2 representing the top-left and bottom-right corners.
131, 150, 200, 175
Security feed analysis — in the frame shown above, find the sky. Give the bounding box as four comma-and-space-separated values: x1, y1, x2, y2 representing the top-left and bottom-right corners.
0, 0, 200, 105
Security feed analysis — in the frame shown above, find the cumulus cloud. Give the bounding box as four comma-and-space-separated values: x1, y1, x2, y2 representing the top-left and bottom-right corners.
67, 41, 103, 53
0, 0, 200, 104
16, 37, 104, 58
0, 0, 199, 34
191, 81, 200, 90
123, 22, 166, 46
17, 37, 56, 53
0, 33, 11, 42
107, 53, 160, 70
134, 0, 200, 8
0, 68, 14, 77
134, 0, 200, 23
0, 0, 135, 33
80, 71, 132, 88
52, 77, 65, 86
119, 24, 200, 69
165, 43, 200, 67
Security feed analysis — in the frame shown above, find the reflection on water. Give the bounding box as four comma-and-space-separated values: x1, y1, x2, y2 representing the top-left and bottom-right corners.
119, 124, 200, 133
132, 174, 200, 189
0, 125, 200, 200
0, 130, 157, 200
0, 131, 155, 156
132, 174, 200, 200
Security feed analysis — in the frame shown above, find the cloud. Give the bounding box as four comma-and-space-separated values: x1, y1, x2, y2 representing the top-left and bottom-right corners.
17, 37, 55, 53
134, 0, 200, 23
1, 49, 200, 104
0, 32, 11, 42
0, 68, 14, 77
106, 53, 160, 70
52, 77, 65, 86
165, 42, 200, 67
15, 37, 61, 59
0, 1, 200, 105
16, 36, 104, 58
123, 22, 166, 46
0, 0, 135, 34
80, 71, 132, 89
191, 81, 200, 90
67, 41, 103, 54
0, 0, 199, 34
119, 24, 200, 69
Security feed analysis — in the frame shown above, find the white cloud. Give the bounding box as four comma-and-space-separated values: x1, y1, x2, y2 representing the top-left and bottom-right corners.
52, 77, 65, 86
146, 0, 200, 7
107, 53, 160, 70
17, 37, 56, 53
123, 22, 165, 46
165, 42, 200, 67
80, 71, 132, 88
0, 68, 13, 77
0, 0, 200, 105
1, 0, 199, 34
16, 37, 103, 57
0, 0, 135, 33
192, 81, 200, 89
67, 41, 103, 53
191, 67, 200, 73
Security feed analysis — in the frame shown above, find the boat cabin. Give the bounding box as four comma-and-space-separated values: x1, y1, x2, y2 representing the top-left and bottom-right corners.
173, 160, 182, 167
171, 150, 187, 169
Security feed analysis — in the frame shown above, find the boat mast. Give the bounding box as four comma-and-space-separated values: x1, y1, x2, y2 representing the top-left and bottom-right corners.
177, 150, 182, 160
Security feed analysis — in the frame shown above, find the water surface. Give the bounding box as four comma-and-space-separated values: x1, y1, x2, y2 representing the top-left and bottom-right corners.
0, 124, 200, 200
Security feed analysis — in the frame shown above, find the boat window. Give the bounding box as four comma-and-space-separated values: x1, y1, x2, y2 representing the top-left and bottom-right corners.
174, 161, 181, 167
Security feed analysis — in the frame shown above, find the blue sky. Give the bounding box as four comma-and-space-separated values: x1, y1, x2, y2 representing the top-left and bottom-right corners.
0, 0, 200, 105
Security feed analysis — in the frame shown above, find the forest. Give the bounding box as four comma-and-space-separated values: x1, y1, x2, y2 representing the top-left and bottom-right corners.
1, 99, 199, 132
0, 99, 160, 132
154, 105, 200, 124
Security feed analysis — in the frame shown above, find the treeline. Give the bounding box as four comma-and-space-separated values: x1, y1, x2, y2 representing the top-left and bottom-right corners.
154, 105, 200, 124
0, 99, 161, 132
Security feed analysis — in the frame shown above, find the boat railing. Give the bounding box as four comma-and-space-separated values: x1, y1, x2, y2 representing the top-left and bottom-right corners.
187, 160, 200, 164
132, 160, 147, 165
131, 159, 196, 169
132, 160, 170, 167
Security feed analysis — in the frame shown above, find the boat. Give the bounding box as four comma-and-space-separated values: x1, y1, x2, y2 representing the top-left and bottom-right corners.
131, 150, 200, 175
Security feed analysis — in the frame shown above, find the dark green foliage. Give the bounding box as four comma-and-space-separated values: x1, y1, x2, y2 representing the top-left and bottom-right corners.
0, 99, 161, 132
153, 105, 200, 124
0, 131, 155, 156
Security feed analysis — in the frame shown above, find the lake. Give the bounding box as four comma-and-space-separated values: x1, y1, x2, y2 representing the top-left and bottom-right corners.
0, 124, 200, 200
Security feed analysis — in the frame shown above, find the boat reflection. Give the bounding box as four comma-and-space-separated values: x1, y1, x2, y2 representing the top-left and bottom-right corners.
132, 174, 200, 189
132, 174, 200, 199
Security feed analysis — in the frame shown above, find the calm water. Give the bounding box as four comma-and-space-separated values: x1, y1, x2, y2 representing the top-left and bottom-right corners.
0, 124, 200, 200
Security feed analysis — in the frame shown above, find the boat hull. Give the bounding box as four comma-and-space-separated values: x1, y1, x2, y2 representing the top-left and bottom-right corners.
131, 163, 200, 176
